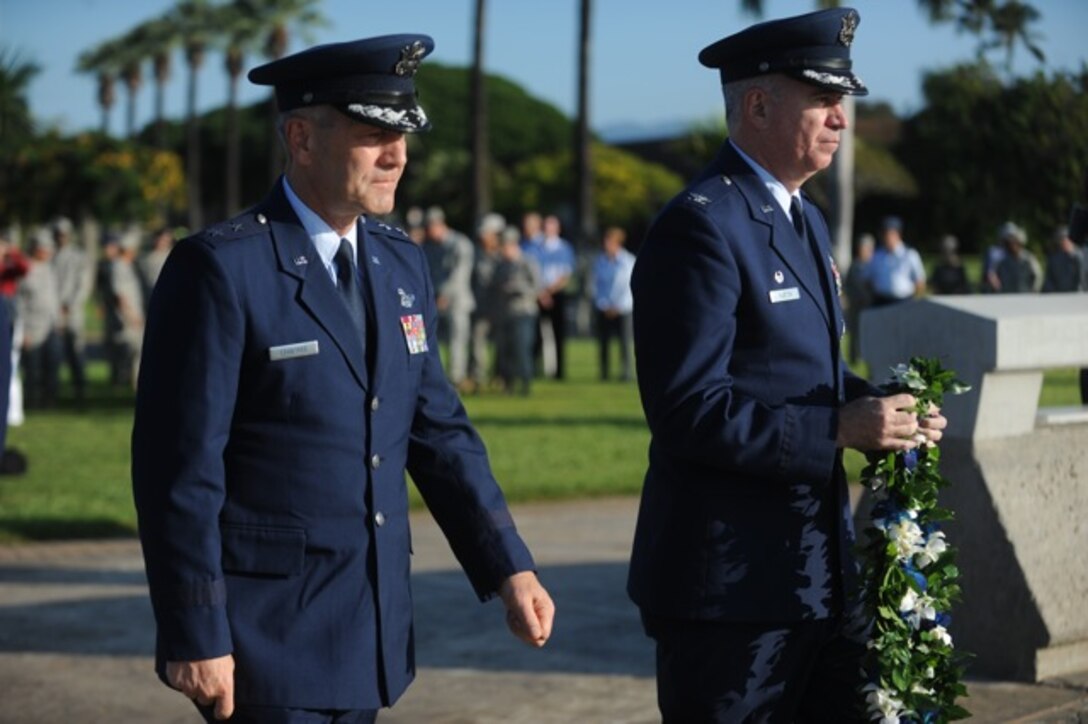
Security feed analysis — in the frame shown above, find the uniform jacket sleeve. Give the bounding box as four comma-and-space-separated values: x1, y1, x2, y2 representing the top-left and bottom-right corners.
131, 238, 242, 662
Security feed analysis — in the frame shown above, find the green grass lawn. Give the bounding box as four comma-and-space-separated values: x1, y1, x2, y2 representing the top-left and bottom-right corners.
0, 341, 1082, 543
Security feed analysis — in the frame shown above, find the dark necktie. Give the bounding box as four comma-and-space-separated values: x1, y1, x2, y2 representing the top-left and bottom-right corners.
789, 197, 834, 311
790, 195, 807, 239
335, 238, 366, 348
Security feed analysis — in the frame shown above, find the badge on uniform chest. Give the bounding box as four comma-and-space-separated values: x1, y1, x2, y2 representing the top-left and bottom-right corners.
400, 314, 428, 354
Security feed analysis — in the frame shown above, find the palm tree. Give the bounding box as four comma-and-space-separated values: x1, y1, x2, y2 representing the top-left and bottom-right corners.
76, 40, 120, 135
171, 0, 220, 230
573, 0, 595, 249
0, 47, 40, 147
128, 17, 178, 149
220, 3, 264, 215
470, 0, 490, 229
235, 0, 327, 183
114, 35, 145, 140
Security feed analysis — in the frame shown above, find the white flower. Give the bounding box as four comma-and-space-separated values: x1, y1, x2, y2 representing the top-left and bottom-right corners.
887, 518, 925, 562
914, 530, 947, 569
926, 624, 953, 647
864, 684, 905, 723
890, 363, 927, 392
900, 590, 937, 629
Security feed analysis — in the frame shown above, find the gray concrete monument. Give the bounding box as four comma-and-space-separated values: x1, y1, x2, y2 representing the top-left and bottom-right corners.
859, 293, 1088, 681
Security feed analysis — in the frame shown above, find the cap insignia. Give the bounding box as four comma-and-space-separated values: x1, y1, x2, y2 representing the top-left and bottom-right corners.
838, 11, 858, 47
395, 41, 427, 77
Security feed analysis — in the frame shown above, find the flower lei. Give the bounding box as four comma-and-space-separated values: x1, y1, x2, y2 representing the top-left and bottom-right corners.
858, 357, 972, 724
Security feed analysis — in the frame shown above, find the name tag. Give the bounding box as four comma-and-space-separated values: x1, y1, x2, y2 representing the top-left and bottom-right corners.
769, 287, 800, 304
269, 340, 320, 361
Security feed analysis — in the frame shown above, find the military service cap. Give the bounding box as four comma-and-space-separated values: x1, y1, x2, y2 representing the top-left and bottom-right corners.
699, 8, 867, 96
248, 34, 434, 133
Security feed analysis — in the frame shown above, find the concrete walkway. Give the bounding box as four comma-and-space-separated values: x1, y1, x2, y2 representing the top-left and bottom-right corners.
1, 497, 1085, 723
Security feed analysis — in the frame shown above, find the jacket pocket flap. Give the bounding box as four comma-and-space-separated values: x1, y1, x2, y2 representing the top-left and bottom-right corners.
221, 524, 306, 577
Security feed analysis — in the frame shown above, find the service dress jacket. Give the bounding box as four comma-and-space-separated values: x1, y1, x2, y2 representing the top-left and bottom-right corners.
627, 143, 878, 624
132, 181, 534, 710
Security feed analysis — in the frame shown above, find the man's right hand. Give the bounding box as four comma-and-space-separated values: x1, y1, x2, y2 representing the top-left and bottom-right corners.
166, 655, 235, 720
836, 393, 920, 452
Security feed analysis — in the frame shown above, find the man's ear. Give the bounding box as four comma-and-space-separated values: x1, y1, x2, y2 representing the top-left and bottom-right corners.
285, 116, 312, 165
745, 87, 770, 129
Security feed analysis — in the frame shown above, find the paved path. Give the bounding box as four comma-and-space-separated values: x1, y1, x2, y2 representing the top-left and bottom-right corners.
1, 497, 1085, 722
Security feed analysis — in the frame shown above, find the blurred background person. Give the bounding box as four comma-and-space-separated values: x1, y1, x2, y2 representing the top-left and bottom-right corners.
405, 205, 425, 246
930, 233, 972, 295
865, 215, 926, 306
137, 227, 176, 310
520, 211, 543, 249
424, 206, 476, 390
525, 214, 574, 380
0, 229, 29, 427
843, 232, 874, 365
51, 216, 93, 404
468, 212, 505, 392
494, 227, 540, 396
995, 221, 1041, 293
1042, 225, 1086, 292
17, 228, 61, 410
592, 226, 635, 382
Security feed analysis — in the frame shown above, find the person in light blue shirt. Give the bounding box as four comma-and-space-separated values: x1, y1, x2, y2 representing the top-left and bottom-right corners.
865, 215, 926, 305
592, 227, 635, 381
523, 214, 575, 379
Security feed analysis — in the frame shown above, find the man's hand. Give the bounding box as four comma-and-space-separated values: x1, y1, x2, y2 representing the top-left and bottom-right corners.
166, 655, 235, 720
837, 393, 925, 452
499, 571, 555, 647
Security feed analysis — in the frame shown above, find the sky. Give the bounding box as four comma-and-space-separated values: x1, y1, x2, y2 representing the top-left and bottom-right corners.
2, 0, 1087, 141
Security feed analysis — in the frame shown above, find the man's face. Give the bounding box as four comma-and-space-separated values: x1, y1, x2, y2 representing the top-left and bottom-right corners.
763, 77, 847, 184
303, 111, 407, 218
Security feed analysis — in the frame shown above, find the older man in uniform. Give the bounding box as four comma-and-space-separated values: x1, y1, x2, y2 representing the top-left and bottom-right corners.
627, 9, 946, 721
132, 35, 553, 723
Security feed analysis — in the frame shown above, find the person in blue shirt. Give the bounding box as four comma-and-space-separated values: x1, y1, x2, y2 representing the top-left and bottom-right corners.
864, 215, 926, 305
592, 227, 635, 381
523, 214, 575, 380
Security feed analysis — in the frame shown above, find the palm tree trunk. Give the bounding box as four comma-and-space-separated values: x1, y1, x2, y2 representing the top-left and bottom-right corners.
574, 0, 595, 249
186, 48, 204, 230
154, 54, 170, 149
226, 74, 241, 215
470, 0, 490, 229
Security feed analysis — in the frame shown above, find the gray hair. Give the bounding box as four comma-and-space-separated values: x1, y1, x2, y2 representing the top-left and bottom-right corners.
723, 75, 784, 130
275, 105, 340, 152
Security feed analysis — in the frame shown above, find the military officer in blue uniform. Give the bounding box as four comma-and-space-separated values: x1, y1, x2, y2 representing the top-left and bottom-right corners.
132, 35, 554, 723
626, 9, 947, 722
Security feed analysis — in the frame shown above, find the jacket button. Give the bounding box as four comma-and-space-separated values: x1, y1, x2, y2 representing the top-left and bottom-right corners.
374, 511, 386, 527
370, 397, 380, 412
370, 454, 381, 469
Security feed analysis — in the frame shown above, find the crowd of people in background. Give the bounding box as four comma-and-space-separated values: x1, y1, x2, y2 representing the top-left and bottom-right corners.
842, 215, 1086, 363
403, 206, 632, 396
0, 218, 176, 428
0, 207, 1082, 417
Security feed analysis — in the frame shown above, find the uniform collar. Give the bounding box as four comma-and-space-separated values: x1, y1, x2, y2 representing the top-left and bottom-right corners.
729, 139, 798, 216
282, 176, 359, 271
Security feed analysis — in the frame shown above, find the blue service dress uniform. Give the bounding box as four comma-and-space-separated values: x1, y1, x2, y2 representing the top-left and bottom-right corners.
628, 142, 881, 718
132, 180, 534, 710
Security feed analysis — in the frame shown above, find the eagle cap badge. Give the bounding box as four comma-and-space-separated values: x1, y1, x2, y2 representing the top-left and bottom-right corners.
395, 41, 427, 77
838, 11, 858, 47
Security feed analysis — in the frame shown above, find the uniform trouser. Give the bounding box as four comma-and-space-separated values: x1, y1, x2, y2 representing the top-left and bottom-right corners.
498, 314, 536, 394
642, 610, 869, 724
21, 331, 60, 409
60, 327, 86, 397
468, 315, 492, 383
595, 311, 633, 381
197, 703, 377, 723
537, 291, 568, 380
444, 308, 472, 383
